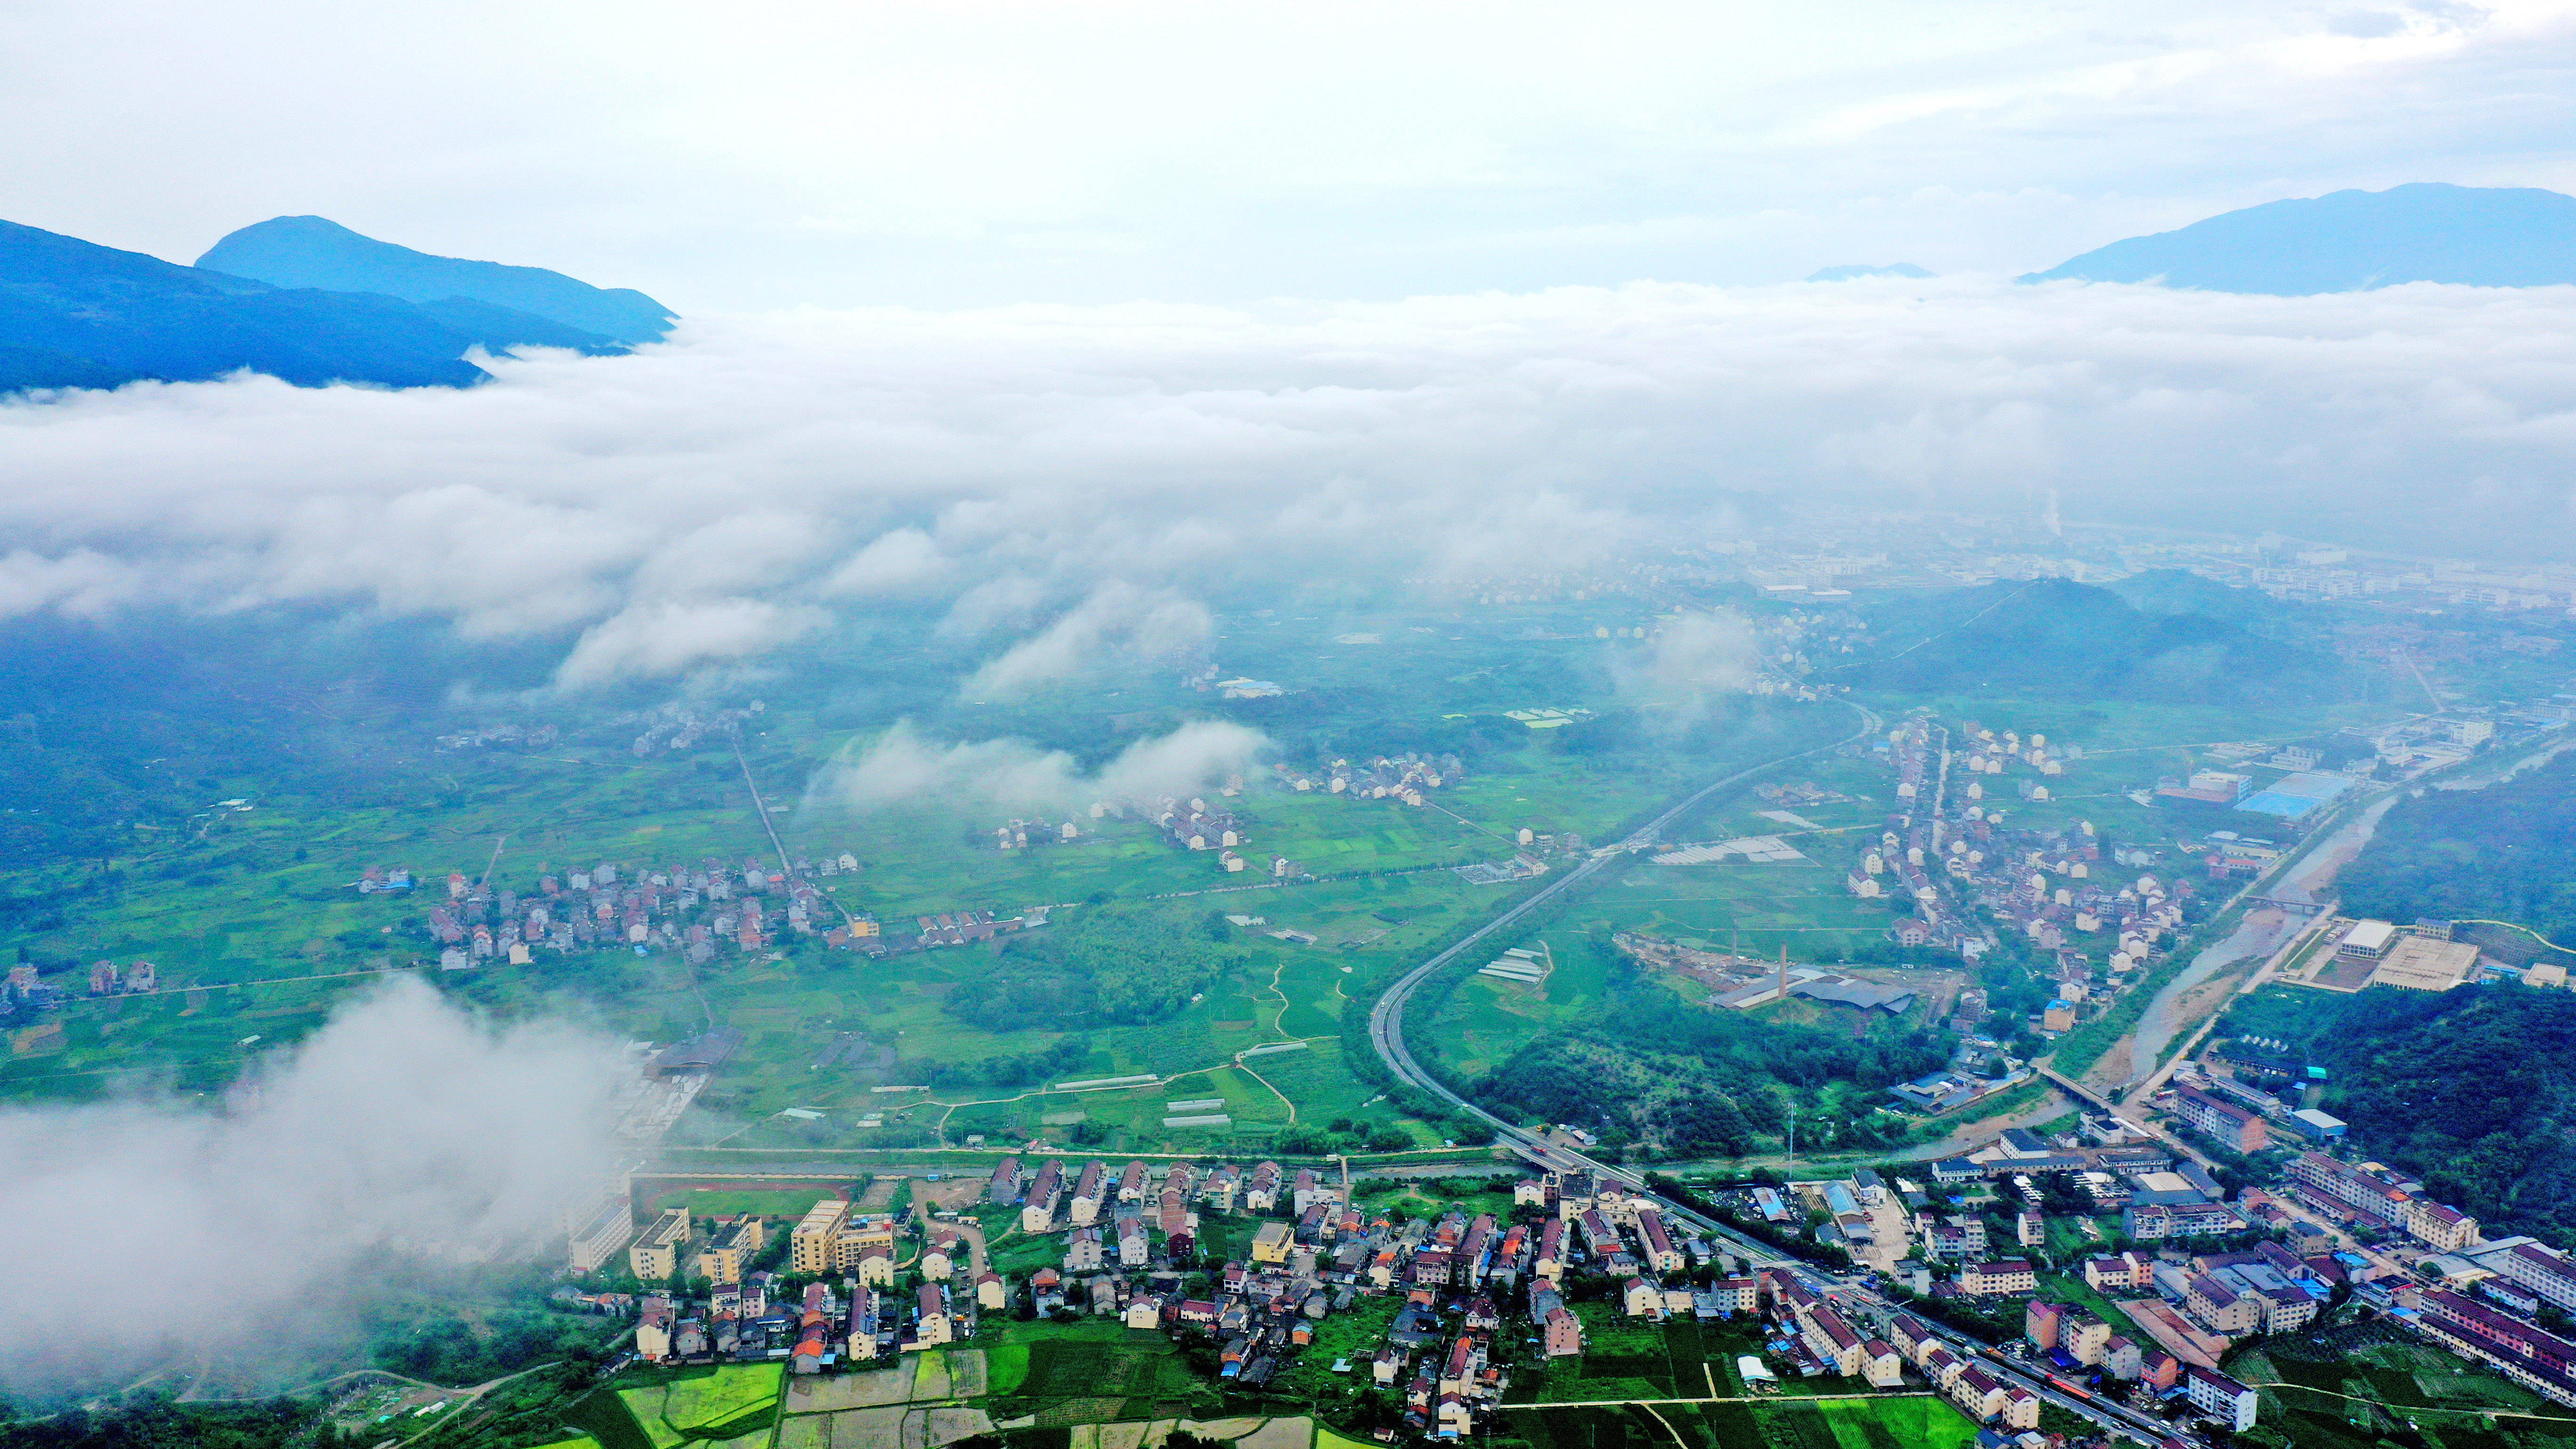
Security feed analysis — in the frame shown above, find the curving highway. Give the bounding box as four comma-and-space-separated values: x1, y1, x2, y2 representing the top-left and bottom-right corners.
1361, 699, 2181, 1446
1365, 698, 1881, 1171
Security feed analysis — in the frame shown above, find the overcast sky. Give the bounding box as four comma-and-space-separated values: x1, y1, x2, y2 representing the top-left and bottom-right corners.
7, 0, 2576, 309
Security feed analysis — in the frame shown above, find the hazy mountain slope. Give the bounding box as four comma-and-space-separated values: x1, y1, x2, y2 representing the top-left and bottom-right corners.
0, 218, 486, 390
199, 215, 675, 343
2021, 183, 2576, 293
1842, 577, 2350, 704
2339, 749, 2576, 946
0, 219, 629, 393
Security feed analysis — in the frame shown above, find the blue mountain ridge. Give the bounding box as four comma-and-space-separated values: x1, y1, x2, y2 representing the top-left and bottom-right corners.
2021, 182, 2576, 293
199, 216, 674, 344
0, 218, 650, 395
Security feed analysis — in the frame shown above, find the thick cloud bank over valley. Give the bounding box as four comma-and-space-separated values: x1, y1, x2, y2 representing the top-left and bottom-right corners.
2, 278, 2572, 691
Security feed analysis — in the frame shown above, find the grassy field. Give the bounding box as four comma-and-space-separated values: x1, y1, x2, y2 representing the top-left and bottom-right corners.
613, 1364, 785, 1447
972, 1320, 1201, 1427
2236, 1338, 2574, 1417
1581, 855, 1908, 959
1504, 1394, 1978, 1449
1515, 1313, 1779, 1404
564, 1390, 659, 1449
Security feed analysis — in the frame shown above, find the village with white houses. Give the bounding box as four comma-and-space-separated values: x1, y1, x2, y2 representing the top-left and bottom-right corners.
541, 1067, 2576, 1449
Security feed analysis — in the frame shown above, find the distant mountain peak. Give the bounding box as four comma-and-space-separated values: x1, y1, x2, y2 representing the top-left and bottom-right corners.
2021, 182, 2576, 294
198, 216, 675, 343
0, 216, 638, 395
1805, 263, 1934, 282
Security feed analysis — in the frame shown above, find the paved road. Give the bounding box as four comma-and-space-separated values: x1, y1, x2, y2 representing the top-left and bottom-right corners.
1366, 700, 1883, 1151
1360, 699, 2179, 1446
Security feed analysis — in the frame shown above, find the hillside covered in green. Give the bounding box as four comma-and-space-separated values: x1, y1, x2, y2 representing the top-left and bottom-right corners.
1461, 939, 1951, 1158
2222, 982, 2576, 1246
1842, 575, 2354, 705
2340, 749, 2576, 944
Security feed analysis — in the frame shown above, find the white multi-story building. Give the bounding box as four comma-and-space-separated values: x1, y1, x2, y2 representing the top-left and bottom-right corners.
2186, 1366, 2259, 1432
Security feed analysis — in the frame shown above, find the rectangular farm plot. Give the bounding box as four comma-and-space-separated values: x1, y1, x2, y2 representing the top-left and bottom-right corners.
1803, 1396, 1982, 1449
784, 1367, 914, 1414
1504, 1404, 1688, 1449
620, 1363, 785, 1446
1014, 1335, 1197, 1401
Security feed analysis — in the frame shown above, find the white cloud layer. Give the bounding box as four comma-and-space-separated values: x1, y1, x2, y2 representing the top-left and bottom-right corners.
3, 277, 2576, 687
804, 719, 1271, 815
5, 0, 2575, 305
0, 977, 622, 1389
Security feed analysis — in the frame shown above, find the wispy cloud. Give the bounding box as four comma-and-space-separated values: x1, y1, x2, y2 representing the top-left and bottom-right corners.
803, 718, 1269, 814
0, 977, 621, 1390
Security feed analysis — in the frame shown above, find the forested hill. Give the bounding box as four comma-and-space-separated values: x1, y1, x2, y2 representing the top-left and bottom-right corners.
2340, 749, 2576, 944
2223, 983, 2576, 1248
1841, 576, 2352, 705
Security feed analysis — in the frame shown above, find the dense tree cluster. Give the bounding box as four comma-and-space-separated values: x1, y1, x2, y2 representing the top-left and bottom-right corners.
945, 909, 1245, 1032
0, 1398, 330, 1449
2223, 982, 2576, 1247
2340, 749, 2576, 946
370, 1307, 611, 1386
1466, 942, 1950, 1157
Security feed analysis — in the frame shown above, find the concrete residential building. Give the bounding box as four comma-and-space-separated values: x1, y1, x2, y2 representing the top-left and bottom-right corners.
2418, 1288, 2576, 1407
833, 1216, 897, 1273
2408, 1199, 2482, 1253
2187, 1365, 2260, 1431
568, 1192, 637, 1274
2186, 1273, 2260, 1335
1543, 1306, 1584, 1358
845, 1286, 880, 1360
2084, 1252, 2151, 1291
2027, 1300, 2067, 1352
694, 1216, 764, 1283
2063, 1310, 2112, 1366
2171, 1084, 2269, 1152
1960, 1259, 2037, 1296
1022, 1160, 1066, 1232
629, 1207, 692, 1281
2287, 1152, 2413, 1218
2501, 1243, 2576, 1313
914, 1284, 952, 1346
791, 1199, 851, 1274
